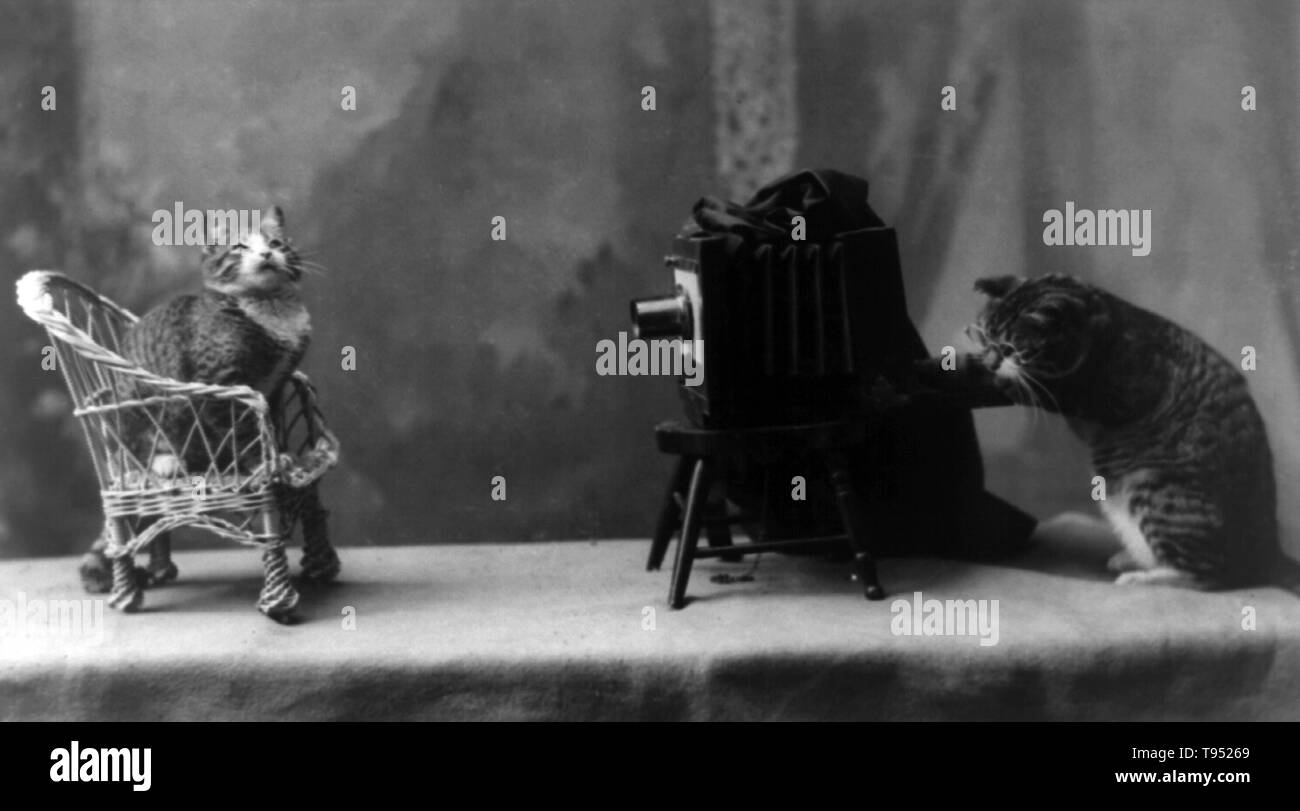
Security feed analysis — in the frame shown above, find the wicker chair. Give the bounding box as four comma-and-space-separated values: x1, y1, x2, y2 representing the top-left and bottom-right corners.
15, 270, 341, 622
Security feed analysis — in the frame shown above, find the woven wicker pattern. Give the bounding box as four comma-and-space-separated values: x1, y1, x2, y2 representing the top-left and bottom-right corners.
16, 270, 341, 621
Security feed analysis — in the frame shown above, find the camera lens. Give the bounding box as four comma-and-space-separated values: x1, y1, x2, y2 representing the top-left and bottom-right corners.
630, 293, 691, 339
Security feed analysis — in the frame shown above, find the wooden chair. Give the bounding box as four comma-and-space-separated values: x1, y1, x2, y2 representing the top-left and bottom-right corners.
16, 270, 341, 622
647, 419, 887, 609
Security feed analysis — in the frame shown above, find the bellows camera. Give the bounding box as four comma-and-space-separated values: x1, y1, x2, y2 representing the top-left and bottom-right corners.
631, 224, 911, 427
631, 169, 1036, 583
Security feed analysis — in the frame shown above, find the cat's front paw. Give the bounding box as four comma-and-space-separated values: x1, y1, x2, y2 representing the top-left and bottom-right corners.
150, 454, 183, 480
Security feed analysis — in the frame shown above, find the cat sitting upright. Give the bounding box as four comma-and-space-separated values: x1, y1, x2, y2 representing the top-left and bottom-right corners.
79, 205, 339, 613
126, 204, 311, 478
968, 273, 1296, 591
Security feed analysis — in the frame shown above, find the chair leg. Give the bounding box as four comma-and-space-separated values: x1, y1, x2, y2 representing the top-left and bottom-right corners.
144, 530, 179, 587
298, 483, 341, 584
825, 451, 885, 601
106, 518, 144, 612
669, 457, 710, 610
256, 507, 300, 622
648, 456, 690, 571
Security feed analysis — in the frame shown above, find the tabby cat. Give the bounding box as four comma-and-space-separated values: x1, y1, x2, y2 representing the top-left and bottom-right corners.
79, 205, 335, 598
969, 273, 1293, 589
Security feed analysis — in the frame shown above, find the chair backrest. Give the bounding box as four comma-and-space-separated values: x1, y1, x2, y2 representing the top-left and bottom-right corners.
17, 271, 138, 409
16, 271, 273, 495
17, 271, 146, 488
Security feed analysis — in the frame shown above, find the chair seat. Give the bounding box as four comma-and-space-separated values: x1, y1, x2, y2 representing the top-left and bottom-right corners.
105, 469, 271, 494
104, 434, 337, 492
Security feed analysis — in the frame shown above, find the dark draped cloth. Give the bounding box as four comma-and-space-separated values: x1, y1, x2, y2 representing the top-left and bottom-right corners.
689, 168, 886, 244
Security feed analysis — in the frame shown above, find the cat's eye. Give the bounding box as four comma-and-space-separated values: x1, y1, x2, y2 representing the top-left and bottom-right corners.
268, 239, 284, 249
232, 243, 248, 252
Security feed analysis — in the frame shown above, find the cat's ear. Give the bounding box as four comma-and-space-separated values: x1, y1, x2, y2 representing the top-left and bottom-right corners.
974, 275, 1024, 299
261, 205, 286, 239
1085, 300, 1113, 333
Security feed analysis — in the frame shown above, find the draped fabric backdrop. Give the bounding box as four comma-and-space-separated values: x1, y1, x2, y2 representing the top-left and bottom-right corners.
1, 0, 1296, 559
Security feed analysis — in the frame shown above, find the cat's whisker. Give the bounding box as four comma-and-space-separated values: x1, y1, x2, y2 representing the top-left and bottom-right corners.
1006, 365, 1049, 432
1014, 370, 1043, 418
292, 261, 328, 277
1019, 368, 1062, 415
1013, 374, 1043, 430
1017, 369, 1063, 437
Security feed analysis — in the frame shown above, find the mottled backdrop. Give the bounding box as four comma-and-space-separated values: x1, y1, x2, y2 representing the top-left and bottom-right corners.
2, 0, 1297, 559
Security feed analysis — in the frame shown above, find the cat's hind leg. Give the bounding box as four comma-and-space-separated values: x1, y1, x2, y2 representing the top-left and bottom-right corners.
1110, 488, 1224, 590
1115, 567, 1211, 589
297, 483, 341, 584
1106, 549, 1141, 573
144, 530, 179, 586
79, 525, 114, 594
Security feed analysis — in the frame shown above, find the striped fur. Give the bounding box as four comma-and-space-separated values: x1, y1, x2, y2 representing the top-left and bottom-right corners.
970, 274, 1280, 589
119, 205, 311, 474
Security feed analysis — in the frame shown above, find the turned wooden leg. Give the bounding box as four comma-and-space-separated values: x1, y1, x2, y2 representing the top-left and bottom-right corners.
648, 456, 690, 571
669, 458, 711, 610
106, 518, 144, 612
256, 507, 300, 622
826, 451, 885, 601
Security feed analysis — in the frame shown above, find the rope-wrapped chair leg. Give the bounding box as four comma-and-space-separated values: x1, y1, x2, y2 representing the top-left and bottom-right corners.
144, 531, 179, 586
105, 519, 144, 613
297, 484, 340, 584
258, 543, 300, 622
256, 508, 299, 622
